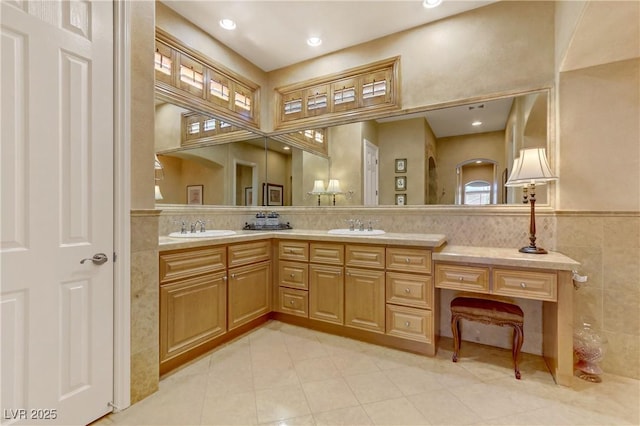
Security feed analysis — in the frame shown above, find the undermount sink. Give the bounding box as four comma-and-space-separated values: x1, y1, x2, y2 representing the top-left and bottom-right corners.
327, 229, 385, 235
168, 230, 236, 238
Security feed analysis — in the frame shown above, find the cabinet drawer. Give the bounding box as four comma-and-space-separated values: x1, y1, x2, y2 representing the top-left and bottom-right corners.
434, 264, 490, 293
228, 240, 270, 268
386, 248, 432, 274
310, 242, 344, 265
279, 287, 308, 317
160, 247, 226, 284
386, 304, 433, 343
279, 261, 308, 289
279, 240, 309, 262
386, 272, 432, 309
493, 269, 557, 301
345, 245, 385, 269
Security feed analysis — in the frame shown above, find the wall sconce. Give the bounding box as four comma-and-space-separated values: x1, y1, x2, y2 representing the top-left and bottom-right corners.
326, 179, 343, 206
154, 154, 164, 201
309, 179, 325, 206
505, 148, 557, 254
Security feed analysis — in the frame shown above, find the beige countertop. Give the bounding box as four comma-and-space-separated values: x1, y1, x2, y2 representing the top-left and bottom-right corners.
158, 229, 447, 250
433, 245, 580, 271
158, 231, 580, 271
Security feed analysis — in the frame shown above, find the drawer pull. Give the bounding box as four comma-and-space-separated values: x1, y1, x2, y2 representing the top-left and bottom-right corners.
404, 288, 411, 294
290, 273, 295, 278
458, 277, 464, 282
290, 300, 295, 305
406, 257, 411, 263
404, 321, 411, 327
231, 273, 236, 279
223, 276, 227, 281
520, 282, 527, 289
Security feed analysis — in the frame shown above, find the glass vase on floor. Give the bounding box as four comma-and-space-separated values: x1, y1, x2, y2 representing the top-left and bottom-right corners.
573, 318, 607, 383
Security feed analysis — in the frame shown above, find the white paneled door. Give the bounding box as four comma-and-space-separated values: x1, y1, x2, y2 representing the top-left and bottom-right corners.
363, 139, 379, 206
1, 1, 114, 425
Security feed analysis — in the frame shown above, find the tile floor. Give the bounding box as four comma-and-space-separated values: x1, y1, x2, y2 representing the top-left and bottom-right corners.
96, 320, 639, 425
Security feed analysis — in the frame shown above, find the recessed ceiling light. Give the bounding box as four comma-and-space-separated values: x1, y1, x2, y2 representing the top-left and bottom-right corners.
283, 146, 290, 150
219, 19, 236, 30
307, 37, 322, 47
472, 120, 483, 126
423, 0, 443, 9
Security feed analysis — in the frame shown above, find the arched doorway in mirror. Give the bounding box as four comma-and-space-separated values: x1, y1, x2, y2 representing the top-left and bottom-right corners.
455, 158, 498, 205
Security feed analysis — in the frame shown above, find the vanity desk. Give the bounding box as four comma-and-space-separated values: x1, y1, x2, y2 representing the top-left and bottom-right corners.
158, 231, 579, 386
433, 245, 580, 386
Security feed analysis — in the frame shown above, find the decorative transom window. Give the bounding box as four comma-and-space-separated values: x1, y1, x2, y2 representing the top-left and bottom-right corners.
235, 92, 251, 111
203, 118, 216, 132
154, 51, 172, 76
301, 129, 324, 144
210, 80, 230, 101
187, 122, 200, 135
284, 98, 303, 115
362, 79, 386, 99
180, 65, 203, 90
307, 93, 328, 110
334, 87, 356, 105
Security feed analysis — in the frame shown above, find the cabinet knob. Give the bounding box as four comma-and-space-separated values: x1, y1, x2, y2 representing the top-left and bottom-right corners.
290, 300, 295, 305
223, 276, 228, 281
404, 288, 411, 294
231, 273, 236, 279
520, 282, 527, 288
290, 273, 295, 278
404, 321, 411, 327
405, 258, 410, 263
458, 276, 464, 282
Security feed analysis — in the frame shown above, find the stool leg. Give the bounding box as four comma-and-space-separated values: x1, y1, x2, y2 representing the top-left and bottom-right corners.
451, 315, 461, 362
512, 323, 524, 379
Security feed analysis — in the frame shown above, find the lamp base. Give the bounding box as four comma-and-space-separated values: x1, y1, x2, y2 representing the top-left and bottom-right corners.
519, 246, 548, 254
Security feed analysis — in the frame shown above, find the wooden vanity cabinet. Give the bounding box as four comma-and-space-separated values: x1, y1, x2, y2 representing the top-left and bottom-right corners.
308, 243, 345, 324
277, 241, 309, 317
345, 244, 385, 333
384, 247, 435, 348
159, 246, 228, 372
228, 241, 271, 330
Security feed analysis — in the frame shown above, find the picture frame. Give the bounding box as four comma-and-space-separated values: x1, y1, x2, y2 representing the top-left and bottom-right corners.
395, 194, 407, 206
244, 187, 253, 206
186, 184, 203, 205
395, 176, 407, 191
395, 158, 407, 173
263, 183, 283, 206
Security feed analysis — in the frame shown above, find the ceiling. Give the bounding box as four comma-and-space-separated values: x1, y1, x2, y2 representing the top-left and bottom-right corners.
160, 0, 496, 72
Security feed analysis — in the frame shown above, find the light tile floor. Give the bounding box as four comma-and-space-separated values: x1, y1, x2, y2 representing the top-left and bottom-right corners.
96, 320, 639, 425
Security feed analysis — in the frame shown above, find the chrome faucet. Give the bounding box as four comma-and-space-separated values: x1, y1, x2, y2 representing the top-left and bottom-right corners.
195, 220, 206, 232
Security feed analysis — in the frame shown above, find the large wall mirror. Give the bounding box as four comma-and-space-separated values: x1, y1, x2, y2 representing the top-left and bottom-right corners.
155, 88, 550, 207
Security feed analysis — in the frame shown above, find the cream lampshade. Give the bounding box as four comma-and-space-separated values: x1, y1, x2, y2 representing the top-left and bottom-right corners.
506, 148, 557, 254
326, 179, 342, 194
311, 180, 325, 194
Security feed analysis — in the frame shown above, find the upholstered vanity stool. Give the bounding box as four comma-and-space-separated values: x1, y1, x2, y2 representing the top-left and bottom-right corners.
450, 296, 524, 379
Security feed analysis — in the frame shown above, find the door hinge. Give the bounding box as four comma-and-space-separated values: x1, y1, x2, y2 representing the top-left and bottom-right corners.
113, 252, 117, 263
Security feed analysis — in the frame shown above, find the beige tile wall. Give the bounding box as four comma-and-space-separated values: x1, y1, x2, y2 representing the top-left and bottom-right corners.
130, 210, 161, 403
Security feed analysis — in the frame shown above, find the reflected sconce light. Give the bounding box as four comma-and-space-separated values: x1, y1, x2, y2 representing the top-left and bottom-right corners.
154, 154, 164, 201
505, 148, 557, 254
309, 179, 326, 206
326, 179, 343, 206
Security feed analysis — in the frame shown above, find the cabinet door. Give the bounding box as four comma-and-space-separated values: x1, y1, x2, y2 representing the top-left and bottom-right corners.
309, 264, 344, 324
228, 261, 271, 330
160, 272, 227, 363
345, 268, 385, 333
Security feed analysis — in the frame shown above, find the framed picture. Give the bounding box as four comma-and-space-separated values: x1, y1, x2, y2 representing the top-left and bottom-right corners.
244, 187, 253, 206
395, 176, 407, 191
263, 183, 283, 206
186, 185, 203, 205
395, 194, 407, 206
395, 158, 407, 173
